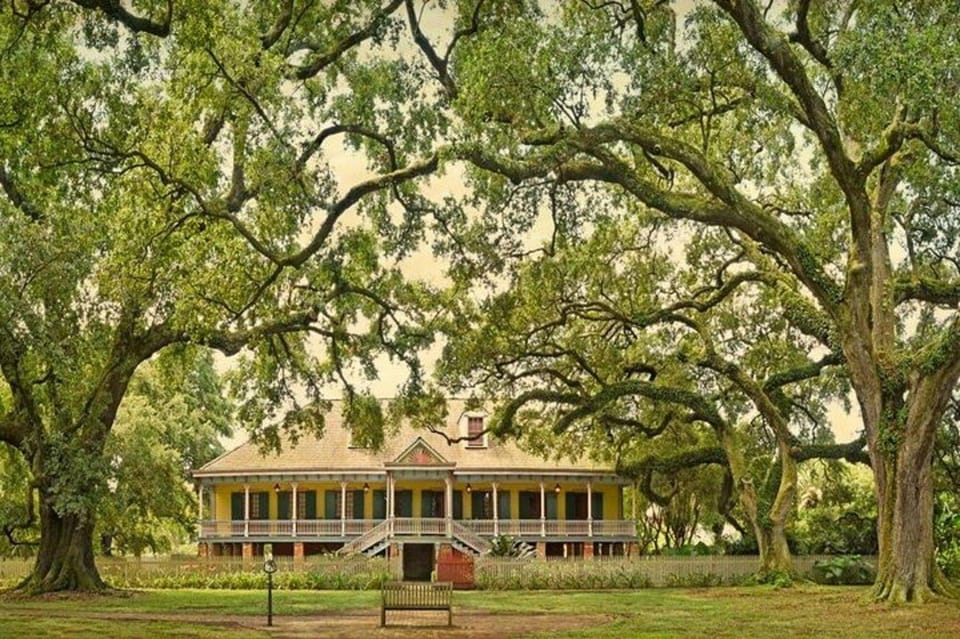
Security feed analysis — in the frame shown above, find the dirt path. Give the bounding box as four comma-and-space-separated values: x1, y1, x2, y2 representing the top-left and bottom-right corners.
5, 606, 619, 638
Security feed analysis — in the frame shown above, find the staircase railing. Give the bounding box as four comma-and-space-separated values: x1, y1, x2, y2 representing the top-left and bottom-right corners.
338, 519, 391, 555
450, 520, 491, 555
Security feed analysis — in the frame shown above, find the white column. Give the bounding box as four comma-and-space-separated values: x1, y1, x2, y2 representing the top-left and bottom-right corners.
492, 482, 499, 537
243, 484, 250, 538
444, 475, 453, 536
291, 482, 298, 537
587, 481, 593, 537
340, 481, 347, 537
539, 482, 546, 537
196, 483, 204, 539
388, 472, 396, 537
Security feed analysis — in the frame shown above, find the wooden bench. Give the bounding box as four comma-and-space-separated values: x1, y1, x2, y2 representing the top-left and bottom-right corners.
380, 581, 453, 627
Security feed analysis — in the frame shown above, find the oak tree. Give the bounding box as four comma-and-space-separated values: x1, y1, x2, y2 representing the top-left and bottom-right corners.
0, 1, 440, 592
419, 0, 960, 601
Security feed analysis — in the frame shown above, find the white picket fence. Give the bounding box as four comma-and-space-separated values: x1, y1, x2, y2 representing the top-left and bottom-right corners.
1, 554, 871, 588
476, 555, 866, 587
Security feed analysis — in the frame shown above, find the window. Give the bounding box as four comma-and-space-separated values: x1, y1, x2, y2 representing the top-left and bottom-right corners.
249, 492, 269, 520
323, 489, 363, 519
466, 415, 486, 448
471, 491, 493, 519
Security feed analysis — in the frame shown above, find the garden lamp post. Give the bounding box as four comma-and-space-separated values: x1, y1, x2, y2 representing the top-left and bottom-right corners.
264, 554, 277, 627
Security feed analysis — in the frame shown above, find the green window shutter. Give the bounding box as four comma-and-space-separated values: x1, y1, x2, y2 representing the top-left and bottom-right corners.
498, 490, 511, 520
231, 492, 244, 520
304, 491, 317, 520
257, 492, 269, 520
352, 490, 365, 519
373, 490, 386, 520
565, 493, 576, 521
420, 490, 434, 518
471, 492, 485, 519
277, 492, 291, 520
519, 491, 539, 519
545, 493, 558, 520
396, 490, 413, 517
453, 491, 463, 520
325, 490, 339, 519
591, 493, 604, 520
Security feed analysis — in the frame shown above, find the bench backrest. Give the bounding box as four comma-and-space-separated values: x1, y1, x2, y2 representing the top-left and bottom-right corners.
382, 582, 453, 607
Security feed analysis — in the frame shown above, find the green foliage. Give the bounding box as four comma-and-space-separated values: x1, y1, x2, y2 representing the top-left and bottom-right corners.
97, 352, 235, 558
935, 398, 960, 580
811, 555, 876, 586
0, 449, 36, 557
487, 535, 530, 558
0, 0, 445, 588
660, 542, 716, 557
793, 463, 877, 556
476, 560, 654, 590
664, 571, 724, 588
743, 570, 794, 589
935, 490, 960, 580
104, 563, 391, 591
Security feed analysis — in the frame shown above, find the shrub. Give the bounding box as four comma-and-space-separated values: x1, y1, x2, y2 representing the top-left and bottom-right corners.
811, 555, 875, 585
100, 557, 392, 590
475, 559, 652, 590
664, 571, 723, 587
739, 569, 794, 589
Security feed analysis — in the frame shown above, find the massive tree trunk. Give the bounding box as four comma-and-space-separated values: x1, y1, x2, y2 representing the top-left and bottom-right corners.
758, 526, 793, 575
722, 429, 795, 576
17, 488, 107, 593
759, 452, 796, 576
865, 375, 960, 602
872, 442, 939, 601
738, 479, 793, 576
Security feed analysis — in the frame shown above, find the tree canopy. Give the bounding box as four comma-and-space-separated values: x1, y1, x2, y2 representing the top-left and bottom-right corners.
436, 215, 866, 574
401, 0, 960, 601
0, 0, 445, 591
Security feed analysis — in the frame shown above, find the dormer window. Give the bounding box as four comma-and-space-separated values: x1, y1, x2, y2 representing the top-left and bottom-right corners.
466, 415, 486, 448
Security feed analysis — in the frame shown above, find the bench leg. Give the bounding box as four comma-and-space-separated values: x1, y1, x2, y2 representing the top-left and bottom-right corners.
448, 606, 452, 627
380, 605, 386, 627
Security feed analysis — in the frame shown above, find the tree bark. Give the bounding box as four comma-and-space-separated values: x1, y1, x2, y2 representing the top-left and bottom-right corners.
870, 407, 959, 601
758, 526, 793, 575
722, 429, 795, 577
16, 487, 107, 593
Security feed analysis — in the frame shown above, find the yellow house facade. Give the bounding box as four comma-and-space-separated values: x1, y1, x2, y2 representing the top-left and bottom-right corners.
193, 400, 637, 569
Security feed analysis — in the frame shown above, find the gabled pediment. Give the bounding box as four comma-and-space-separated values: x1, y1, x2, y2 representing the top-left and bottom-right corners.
388, 437, 451, 466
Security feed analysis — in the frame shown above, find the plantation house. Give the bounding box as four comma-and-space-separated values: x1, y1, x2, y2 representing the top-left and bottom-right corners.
193, 400, 637, 576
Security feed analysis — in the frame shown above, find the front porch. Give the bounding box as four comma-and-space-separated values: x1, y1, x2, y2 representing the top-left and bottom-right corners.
197, 516, 638, 542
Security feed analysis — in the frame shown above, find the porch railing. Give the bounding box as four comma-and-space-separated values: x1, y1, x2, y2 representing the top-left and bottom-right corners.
392, 517, 446, 536
199, 518, 638, 540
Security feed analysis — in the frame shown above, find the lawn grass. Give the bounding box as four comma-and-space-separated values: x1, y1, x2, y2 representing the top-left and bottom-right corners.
1, 587, 377, 615
466, 587, 960, 638
1, 615, 268, 639
2, 586, 959, 638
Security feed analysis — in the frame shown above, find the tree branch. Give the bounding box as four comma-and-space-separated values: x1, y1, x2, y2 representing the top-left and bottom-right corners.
894, 276, 960, 306
70, 0, 172, 37
288, 0, 404, 80
792, 435, 869, 465
617, 446, 728, 479
762, 351, 844, 392
260, 0, 294, 49
0, 165, 43, 221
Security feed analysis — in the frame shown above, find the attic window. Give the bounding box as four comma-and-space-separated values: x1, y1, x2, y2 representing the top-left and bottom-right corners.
466, 416, 486, 449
